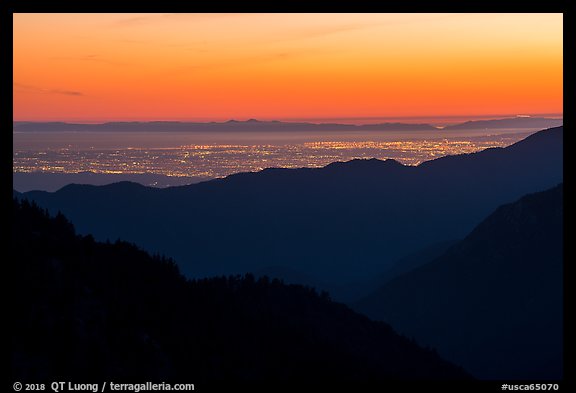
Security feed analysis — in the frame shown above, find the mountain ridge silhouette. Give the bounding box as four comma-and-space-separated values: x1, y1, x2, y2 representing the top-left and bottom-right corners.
13, 116, 562, 132
18, 126, 563, 299
354, 184, 563, 379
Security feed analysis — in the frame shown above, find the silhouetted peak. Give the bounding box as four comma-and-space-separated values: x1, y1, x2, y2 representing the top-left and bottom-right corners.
418, 126, 563, 170
506, 126, 562, 149
326, 158, 404, 171
57, 183, 98, 193
57, 181, 148, 194
100, 181, 151, 193
462, 183, 563, 245
494, 126, 563, 160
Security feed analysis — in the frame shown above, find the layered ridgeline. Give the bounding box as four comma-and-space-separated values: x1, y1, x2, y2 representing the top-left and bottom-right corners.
13, 171, 208, 193
13, 116, 562, 132
17, 126, 563, 298
11, 199, 469, 382
354, 184, 563, 380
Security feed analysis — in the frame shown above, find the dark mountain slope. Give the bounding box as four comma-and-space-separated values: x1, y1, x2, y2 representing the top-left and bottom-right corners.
11, 199, 470, 383
20, 127, 563, 296
354, 184, 563, 379
372, 239, 459, 288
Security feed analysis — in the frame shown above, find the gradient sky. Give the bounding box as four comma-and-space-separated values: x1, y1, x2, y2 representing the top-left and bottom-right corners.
13, 13, 563, 123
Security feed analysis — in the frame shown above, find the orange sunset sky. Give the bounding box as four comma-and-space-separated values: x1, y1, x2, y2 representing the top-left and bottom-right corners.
13, 13, 563, 124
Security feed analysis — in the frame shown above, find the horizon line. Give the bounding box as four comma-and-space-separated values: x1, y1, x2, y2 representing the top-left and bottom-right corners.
13, 113, 564, 126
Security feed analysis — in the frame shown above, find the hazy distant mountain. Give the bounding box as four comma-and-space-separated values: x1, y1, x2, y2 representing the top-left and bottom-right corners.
12, 199, 469, 382
13, 119, 437, 132
13, 171, 207, 192
19, 127, 563, 299
444, 117, 562, 130
354, 184, 563, 379
13, 117, 562, 133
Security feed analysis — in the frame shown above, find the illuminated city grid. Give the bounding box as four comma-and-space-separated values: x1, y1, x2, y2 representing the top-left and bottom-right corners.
13, 134, 529, 180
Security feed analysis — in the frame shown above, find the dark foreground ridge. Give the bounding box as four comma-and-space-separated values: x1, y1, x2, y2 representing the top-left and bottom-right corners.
11, 199, 470, 383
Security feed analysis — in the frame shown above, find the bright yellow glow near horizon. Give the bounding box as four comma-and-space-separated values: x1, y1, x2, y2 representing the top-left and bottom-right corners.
13, 13, 563, 123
